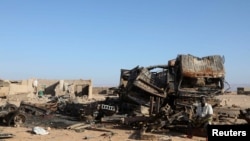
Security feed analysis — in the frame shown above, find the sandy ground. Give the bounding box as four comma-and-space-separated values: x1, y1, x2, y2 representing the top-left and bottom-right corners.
0, 92, 249, 141
1, 125, 208, 141
1, 126, 205, 141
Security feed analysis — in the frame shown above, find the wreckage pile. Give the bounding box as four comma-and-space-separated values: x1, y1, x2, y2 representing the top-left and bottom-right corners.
0, 54, 249, 138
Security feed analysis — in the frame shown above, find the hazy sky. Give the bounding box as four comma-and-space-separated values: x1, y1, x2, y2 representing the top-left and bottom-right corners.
0, 0, 249, 86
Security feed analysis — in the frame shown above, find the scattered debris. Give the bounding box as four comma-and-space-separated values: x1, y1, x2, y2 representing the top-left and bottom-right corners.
0, 133, 15, 139
32, 126, 49, 135
1, 54, 249, 140
239, 108, 250, 124
66, 123, 86, 130
66, 123, 91, 133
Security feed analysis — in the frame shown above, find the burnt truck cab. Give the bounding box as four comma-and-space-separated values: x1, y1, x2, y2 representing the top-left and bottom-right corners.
167, 54, 226, 109
112, 54, 230, 131
117, 54, 228, 115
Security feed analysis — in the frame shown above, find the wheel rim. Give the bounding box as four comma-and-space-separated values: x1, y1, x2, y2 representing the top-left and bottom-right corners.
14, 114, 26, 125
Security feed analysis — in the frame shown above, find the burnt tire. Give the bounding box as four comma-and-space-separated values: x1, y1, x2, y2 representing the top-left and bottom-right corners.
6, 112, 26, 127
4, 104, 18, 112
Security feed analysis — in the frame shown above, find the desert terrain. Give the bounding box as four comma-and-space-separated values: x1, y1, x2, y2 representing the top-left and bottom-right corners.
0, 91, 249, 141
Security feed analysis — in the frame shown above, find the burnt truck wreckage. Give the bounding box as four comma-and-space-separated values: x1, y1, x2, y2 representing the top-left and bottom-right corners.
57, 54, 239, 134
63, 54, 233, 129
108, 54, 230, 130
2, 54, 249, 137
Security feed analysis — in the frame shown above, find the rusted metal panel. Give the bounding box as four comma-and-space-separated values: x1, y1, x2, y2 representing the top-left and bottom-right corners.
133, 79, 166, 98
132, 68, 166, 97
122, 116, 150, 125
119, 69, 130, 87
179, 54, 225, 78
168, 59, 176, 67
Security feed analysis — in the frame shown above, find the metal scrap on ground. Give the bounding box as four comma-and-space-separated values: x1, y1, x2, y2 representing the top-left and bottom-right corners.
0, 54, 249, 139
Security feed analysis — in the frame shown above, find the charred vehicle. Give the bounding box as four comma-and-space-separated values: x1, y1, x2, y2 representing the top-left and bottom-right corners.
167, 54, 226, 108
0, 103, 26, 127
111, 54, 231, 131
118, 54, 227, 112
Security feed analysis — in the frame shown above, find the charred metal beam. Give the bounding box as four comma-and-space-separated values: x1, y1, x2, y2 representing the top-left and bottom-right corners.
145, 65, 168, 70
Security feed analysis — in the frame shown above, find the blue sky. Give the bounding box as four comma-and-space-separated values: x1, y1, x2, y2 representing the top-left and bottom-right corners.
0, 0, 249, 86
